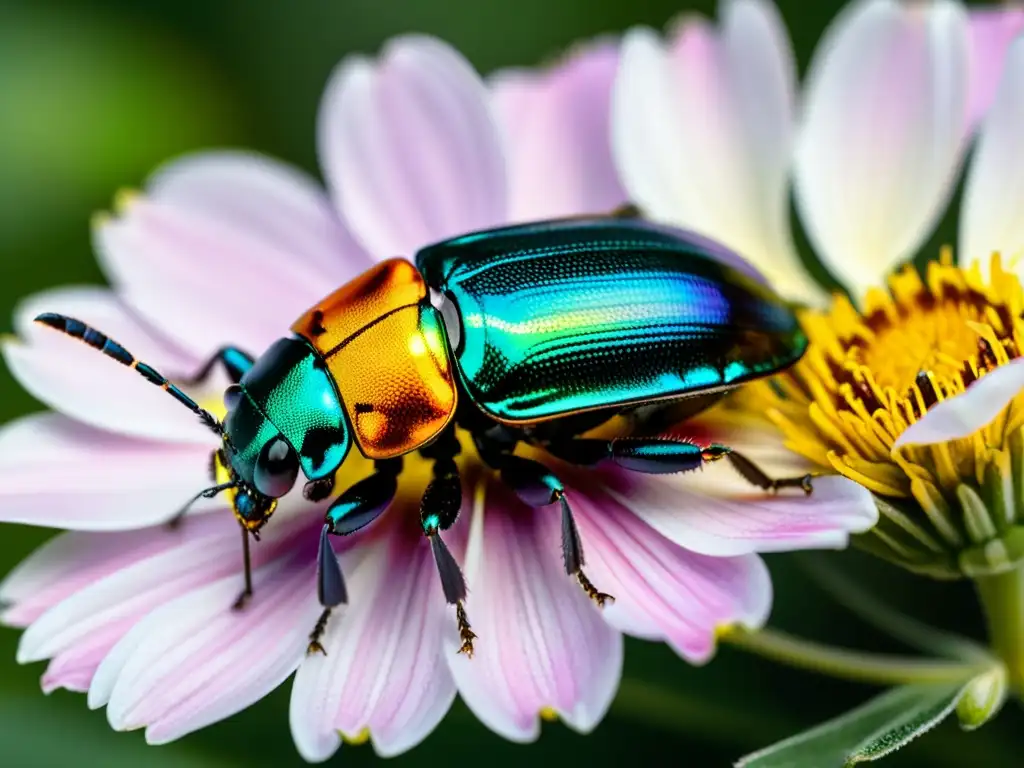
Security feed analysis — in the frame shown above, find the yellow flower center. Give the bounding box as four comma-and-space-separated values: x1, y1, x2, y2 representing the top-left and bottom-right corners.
739, 252, 1024, 578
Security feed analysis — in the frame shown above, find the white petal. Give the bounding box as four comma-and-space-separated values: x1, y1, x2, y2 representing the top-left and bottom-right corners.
5, 288, 214, 444
894, 358, 1024, 449
795, 0, 970, 297
612, 6, 823, 304
147, 150, 371, 278
0, 413, 216, 531
319, 35, 507, 259
960, 37, 1024, 274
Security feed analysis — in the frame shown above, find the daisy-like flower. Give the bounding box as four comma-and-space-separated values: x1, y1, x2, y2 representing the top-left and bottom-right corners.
0, 34, 875, 760
613, 0, 1024, 685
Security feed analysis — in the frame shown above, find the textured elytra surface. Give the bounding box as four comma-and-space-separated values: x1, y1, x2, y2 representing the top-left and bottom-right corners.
417, 218, 807, 423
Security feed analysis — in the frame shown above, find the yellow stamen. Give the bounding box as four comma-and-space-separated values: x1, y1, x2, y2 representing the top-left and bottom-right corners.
539, 707, 559, 722
733, 253, 1024, 578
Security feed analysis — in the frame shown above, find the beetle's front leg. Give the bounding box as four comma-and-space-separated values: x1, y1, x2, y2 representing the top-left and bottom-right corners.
179, 346, 254, 386
306, 458, 401, 655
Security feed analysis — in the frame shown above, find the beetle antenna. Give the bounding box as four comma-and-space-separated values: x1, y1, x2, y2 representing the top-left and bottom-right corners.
34, 313, 229, 443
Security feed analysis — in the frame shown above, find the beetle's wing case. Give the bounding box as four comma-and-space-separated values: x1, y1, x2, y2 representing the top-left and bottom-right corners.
416, 217, 807, 424
292, 259, 457, 459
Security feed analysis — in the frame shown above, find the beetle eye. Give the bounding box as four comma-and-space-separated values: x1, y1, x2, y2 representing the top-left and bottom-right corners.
223, 384, 243, 412
253, 437, 299, 498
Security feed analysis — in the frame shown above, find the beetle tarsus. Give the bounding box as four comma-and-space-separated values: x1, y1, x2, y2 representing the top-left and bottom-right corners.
726, 451, 814, 495
232, 588, 253, 611
307, 608, 332, 656
576, 570, 614, 608
455, 601, 476, 658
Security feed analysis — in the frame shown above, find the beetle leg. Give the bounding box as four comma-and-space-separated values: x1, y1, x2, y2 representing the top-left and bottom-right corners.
417, 430, 476, 657
498, 453, 614, 609
726, 451, 814, 495
307, 459, 402, 655
178, 346, 254, 386
233, 525, 255, 611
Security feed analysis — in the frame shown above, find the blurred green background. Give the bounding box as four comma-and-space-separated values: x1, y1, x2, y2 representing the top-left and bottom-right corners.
0, 0, 1020, 765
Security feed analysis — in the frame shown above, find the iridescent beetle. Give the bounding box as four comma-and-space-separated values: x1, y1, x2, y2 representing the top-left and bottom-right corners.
37, 214, 812, 655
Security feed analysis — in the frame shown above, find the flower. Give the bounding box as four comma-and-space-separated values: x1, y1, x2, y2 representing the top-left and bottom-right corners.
612, 0, 1024, 305
0, 33, 875, 761
611, 0, 1024, 577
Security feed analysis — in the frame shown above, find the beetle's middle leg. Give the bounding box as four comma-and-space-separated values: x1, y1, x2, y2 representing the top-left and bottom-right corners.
417, 427, 476, 657
473, 428, 614, 609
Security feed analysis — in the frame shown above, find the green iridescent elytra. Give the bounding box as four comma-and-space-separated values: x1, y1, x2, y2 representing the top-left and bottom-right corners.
417, 217, 808, 423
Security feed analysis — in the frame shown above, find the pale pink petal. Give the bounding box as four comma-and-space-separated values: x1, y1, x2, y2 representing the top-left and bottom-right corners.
960, 37, 1024, 272
1, 527, 172, 628
95, 195, 330, 360
318, 35, 507, 259
147, 150, 371, 278
16, 514, 241, 666
492, 39, 626, 220
42, 621, 135, 694
94, 546, 319, 745
967, 7, 1024, 131
290, 520, 454, 761
612, 3, 823, 304
602, 466, 877, 558
0, 413, 216, 531
4, 288, 214, 444
795, 0, 969, 297
894, 358, 1024, 449
450, 480, 622, 742
567, 481, 771, 663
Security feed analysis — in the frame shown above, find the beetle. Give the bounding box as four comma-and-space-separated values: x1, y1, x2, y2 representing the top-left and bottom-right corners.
37, 212, 812, 656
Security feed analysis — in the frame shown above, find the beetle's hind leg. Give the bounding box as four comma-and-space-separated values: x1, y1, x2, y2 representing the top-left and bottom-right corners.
724, 451, 814, 495
545, 436, 813, 493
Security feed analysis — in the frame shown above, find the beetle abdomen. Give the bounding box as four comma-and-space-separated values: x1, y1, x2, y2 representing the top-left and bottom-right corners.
416, 217, 807, 424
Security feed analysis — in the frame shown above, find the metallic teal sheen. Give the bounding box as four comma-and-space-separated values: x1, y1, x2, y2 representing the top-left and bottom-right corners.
417, 217, 807, 423
234, 337, 351, 480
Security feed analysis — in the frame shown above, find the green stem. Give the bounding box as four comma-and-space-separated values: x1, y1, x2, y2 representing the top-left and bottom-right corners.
722, 626, 989, 686
975, 565, 1024, 695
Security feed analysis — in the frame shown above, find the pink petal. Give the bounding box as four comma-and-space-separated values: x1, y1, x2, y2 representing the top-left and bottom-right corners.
960, 37, 1024, 272
894, 358, 1024, 449
794, 0, 969, 297
612, 3, 824, 305
0, 413, 217, 531
4, 288, 214, 444
147, 150, 371, 278
290, 518, 454, 760
450, 479, 623, 742
967, 7, 1024, 131
1, 528, 170, 628
94, 546, 320, 745
42, 620, 135, 694
16, 514, 242, 666
95, 195, 332, 360
602, 464, 877, 557
492, 39, 626, 220
318, 35, 507, 260
567, 482, 772, 663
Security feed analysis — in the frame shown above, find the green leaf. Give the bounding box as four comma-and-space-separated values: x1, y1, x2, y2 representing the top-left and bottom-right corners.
735, 681, 972, 768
